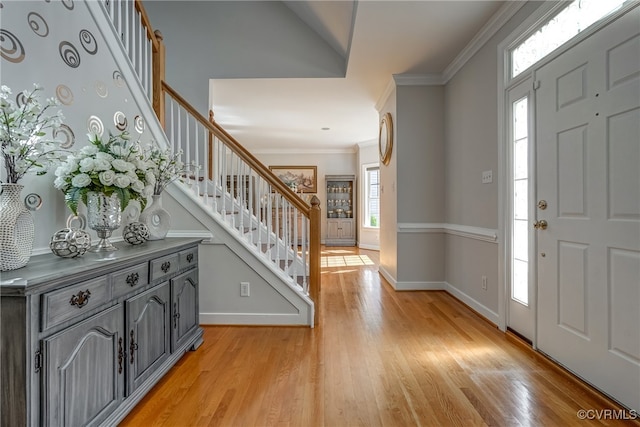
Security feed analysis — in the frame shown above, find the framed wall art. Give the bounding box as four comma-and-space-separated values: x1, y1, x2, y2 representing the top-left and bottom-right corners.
269, 165, 317, 193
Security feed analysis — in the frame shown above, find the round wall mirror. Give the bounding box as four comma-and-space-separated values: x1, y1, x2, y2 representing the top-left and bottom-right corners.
379, 112, 393, 166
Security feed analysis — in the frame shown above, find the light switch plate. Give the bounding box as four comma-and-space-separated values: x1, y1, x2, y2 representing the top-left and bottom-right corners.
482, 170, 493, 184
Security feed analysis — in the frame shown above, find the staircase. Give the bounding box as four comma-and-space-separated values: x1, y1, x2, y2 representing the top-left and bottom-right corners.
88, 0, 321, 326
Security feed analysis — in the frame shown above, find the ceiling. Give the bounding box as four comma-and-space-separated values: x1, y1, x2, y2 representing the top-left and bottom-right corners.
148, 1, 507, 151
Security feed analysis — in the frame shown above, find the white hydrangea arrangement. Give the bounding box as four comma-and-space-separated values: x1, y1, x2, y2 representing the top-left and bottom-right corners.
0, 84, 65, 183
54, 131, 154, 214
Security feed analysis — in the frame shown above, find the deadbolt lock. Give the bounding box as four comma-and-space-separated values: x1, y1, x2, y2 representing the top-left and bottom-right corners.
533, 220, 548, 230
537, 200, 548, 210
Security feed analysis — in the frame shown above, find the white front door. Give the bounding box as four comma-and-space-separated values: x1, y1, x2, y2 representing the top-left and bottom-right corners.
535, 7, 640, 410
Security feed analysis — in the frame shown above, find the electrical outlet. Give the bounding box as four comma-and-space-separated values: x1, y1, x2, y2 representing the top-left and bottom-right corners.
482, 276, 487, 290
482, 170, 493, 184
240, 282, 250, 297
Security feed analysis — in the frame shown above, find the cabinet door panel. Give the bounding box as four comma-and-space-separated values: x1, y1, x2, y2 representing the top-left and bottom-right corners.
171, 270, 199, 351
43, 305, 124, 427
126, 282, 170, 394
340, 220, 354, 239
327, 220, 340, 239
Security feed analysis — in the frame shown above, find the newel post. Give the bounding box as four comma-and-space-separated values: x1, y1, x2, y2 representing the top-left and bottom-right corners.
152, 29, 166, 128
309, 196, 322, 326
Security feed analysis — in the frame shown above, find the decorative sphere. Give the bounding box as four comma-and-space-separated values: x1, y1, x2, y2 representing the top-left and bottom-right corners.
50, 228, 92, 258
123, 222, 150, 245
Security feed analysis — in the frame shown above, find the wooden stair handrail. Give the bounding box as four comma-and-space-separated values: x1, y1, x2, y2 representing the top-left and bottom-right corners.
135, 0, 160, 50
161, 81, 311, 216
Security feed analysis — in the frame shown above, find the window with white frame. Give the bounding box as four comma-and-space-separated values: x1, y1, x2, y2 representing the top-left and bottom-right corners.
364, 165, 379, 228
510, 0, 627, 79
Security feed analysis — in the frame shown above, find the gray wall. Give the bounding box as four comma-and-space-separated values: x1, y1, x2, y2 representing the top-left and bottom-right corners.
443, 1, 544, 313
378, 89, 397, 280
395, 85, 445, 284
0, 0, 155, 253
144, 1, 346, 115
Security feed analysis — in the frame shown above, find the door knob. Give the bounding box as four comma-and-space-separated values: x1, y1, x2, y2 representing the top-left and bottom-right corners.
533, 220, 548, 230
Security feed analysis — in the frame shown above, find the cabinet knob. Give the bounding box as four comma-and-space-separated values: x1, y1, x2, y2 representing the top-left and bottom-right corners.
161, 261, 171, 273
126, 272, 139, 287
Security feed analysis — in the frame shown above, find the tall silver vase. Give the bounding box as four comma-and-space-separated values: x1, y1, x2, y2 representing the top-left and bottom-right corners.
87, 191, 121, 252
0, 184, 35, 271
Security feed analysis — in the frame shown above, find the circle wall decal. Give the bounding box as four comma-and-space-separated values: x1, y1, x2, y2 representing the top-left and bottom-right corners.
79, 29, 97, 55
59, 41, 80, 68
28, 12, 49, 37
134, 115, 145, 134
113, 70, 125, 87
56, 84, 74, 105
15, 91, 28, 108
87, 116, 104, 136
114, 111, 128, 131
54, 124, 75, 148
61, 0, 73, 10
0, 29, 25, 63
95, 81, 108, 98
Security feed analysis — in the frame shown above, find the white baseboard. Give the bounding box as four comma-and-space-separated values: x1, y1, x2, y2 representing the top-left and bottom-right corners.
200, 312, 309, 326
444, 282, 499, 326
358, 242, 380, 251
378, 266, 499, 326
378, 266, 445, 291
394, 281, 445, 291
378, 265, 396, 288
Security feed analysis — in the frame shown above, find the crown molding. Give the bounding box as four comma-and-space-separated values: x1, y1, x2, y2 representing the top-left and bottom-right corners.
356, 139, 377, 148
375, 76, 396, 112
442, 1, 527, 83
251, 147, 357, 155
393, 73, 445, 86
375, 73, 445, 112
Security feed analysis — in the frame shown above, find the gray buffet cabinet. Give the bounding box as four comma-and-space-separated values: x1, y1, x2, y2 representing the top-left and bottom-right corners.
0, 238, 204, 426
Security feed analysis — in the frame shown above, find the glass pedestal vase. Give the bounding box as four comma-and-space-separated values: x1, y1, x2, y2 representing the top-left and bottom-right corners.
0, 184, 35, 271
139, 194, 171, 240
87, 192, 121, 252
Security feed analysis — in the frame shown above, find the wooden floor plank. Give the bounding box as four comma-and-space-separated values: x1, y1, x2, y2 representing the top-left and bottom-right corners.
121, 247, 638, 427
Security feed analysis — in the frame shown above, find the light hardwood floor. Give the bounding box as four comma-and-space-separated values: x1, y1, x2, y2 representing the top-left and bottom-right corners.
121, 247, 638, 426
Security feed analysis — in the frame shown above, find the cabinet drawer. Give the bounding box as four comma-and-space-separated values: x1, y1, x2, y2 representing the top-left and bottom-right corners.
112, 262, 149, 299
150, 253, 179, 281
179, 247, 198, 270
42, 276, 110, 331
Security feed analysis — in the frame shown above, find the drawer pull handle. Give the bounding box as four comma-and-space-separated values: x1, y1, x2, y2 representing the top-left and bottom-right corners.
126, 272, 140, 287
186, 253, 194, 263
118, 337, 124, 374
69, 289, 91, 308
173, 302, 181, 328
161, 261, 171, 273
129, 330, 138, 365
